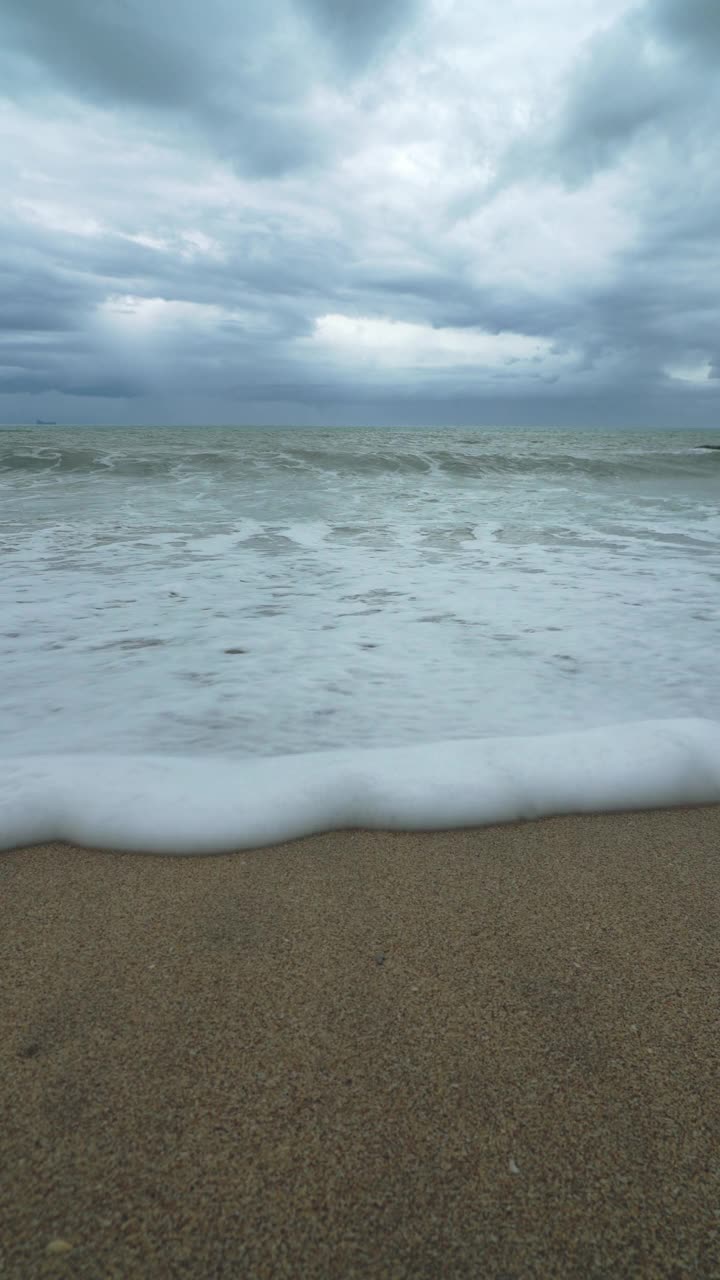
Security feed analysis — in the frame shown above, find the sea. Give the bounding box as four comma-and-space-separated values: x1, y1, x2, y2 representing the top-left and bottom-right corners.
2, 425, 720, 852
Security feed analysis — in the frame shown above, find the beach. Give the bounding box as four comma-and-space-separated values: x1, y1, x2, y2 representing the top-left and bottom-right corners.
1, 806, 718, 1277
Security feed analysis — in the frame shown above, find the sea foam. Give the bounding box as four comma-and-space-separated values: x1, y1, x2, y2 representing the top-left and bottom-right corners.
2, 718, 719, 855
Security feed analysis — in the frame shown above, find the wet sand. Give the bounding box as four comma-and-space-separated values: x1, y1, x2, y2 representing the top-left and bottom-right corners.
1, 807, 719, 1277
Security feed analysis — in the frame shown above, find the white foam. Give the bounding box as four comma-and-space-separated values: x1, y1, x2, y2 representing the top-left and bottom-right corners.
282, 520, 331, 548
2, 718, 719, 855
3, 427, 720, 760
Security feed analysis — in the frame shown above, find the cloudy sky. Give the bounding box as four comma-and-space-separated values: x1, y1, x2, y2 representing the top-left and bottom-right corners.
1, 0, 719, 427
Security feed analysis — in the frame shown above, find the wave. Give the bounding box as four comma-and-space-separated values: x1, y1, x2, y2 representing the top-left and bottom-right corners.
0, 446, 228, 478
2, 719, 719, 855
1, 439, 718, 482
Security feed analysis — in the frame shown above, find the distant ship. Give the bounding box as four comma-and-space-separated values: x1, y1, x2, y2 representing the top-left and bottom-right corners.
35, 418, 57, 425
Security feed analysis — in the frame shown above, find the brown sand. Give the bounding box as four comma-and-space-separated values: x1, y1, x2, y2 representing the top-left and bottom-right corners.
1, 808, 719, 1279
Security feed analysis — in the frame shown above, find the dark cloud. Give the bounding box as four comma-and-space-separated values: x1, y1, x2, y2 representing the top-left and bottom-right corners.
0, 269, 86, 334
0, 0, 335, 176
546, 27, 681, 182
527, 0, 720, 184
654, 0, 720, 56
0, 0, 207, 109
301, 0, 417, 66
0, 0, 413, 177
0, 0, 718, 425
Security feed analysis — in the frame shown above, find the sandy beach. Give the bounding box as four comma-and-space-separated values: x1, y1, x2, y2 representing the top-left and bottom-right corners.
1, 806, 719, 1278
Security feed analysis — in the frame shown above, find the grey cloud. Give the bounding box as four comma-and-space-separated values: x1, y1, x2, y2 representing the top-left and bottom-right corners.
0, 0, 215, 111
4, 185, 717, 416
548, 25, 681, 182
0, 272, 85, 334
514, 0, 720, 185
0, 217, 320, 401
654, 0, 720, 56
0, 0, 315, 176
300, 0, 418, 66
1, 0, 719, 426
0, 0, 415, 178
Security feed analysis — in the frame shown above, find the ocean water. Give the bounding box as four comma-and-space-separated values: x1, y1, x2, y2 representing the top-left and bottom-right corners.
2, 425, 720, 851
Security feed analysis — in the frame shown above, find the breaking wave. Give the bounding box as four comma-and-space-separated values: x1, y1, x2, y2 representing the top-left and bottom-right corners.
1, 428, 719, 484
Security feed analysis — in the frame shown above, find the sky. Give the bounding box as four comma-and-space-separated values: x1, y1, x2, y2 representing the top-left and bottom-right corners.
1, 0, 719, 428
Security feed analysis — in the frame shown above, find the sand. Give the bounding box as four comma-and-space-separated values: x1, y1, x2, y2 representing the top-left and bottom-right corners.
1, 807, 719, 1279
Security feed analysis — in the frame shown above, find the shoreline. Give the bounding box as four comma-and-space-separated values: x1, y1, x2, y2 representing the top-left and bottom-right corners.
2, 806, 719, 1276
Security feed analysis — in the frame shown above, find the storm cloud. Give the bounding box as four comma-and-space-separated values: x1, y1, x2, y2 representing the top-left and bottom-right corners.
1, 0, 718, 425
